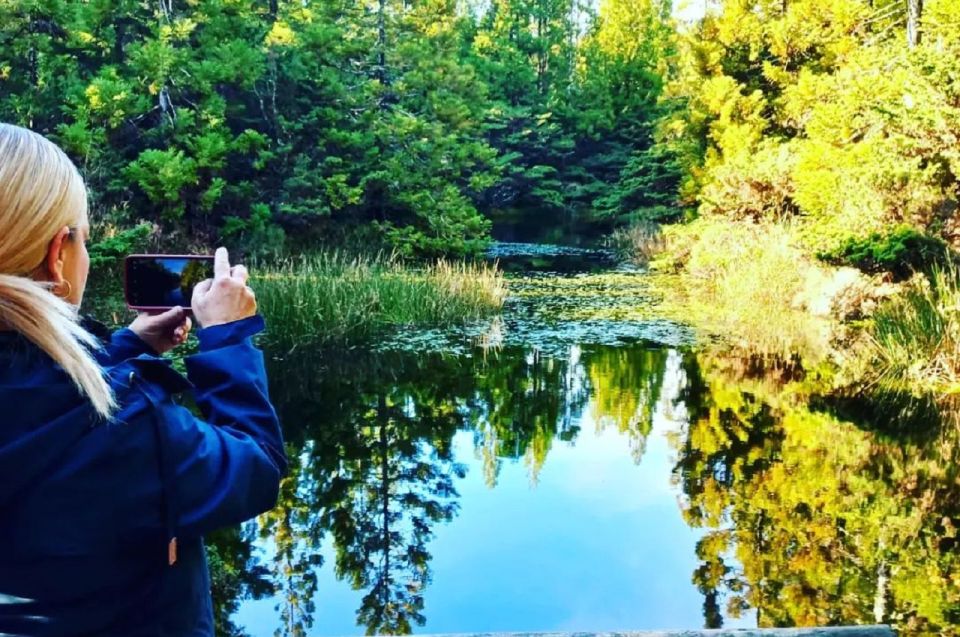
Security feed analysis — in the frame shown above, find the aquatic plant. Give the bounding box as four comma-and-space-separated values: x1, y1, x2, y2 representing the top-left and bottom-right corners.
609, 222, 666, 266
866, 262, 960, 403
253, 253, 506, 349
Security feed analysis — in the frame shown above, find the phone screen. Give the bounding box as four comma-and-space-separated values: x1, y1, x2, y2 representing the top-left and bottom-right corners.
125, 255, 215, 310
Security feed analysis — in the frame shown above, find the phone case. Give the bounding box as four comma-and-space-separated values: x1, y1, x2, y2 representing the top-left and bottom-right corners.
124, 254, 215, 311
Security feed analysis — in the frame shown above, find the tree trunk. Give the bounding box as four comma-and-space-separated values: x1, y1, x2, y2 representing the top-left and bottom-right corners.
159, 0, 173, 20
378, 397, 391, 602
873, 560, 889, 623
157, 1, 175, 123
536, 4, 546, 95
907, 0, 922, 48
27, 46, 38, 87
377, 0, 388, 89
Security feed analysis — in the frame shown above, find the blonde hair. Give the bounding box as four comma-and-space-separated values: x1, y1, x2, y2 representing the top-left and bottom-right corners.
0, 123, 115, 418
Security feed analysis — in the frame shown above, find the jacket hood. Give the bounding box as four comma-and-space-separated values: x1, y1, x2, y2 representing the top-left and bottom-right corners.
0, 332, 99, 507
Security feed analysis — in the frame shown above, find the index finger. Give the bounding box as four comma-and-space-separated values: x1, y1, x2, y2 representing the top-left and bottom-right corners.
213, 247, 230, 279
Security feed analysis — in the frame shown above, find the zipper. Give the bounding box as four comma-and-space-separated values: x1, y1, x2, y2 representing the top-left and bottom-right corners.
129, 371, 178, 567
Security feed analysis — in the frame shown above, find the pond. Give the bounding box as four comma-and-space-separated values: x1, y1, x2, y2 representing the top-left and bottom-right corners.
224, 243, 960, 636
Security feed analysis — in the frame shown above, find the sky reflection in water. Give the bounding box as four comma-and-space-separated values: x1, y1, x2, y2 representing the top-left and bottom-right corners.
228, 243, 960, 635
236, 349, 754, 635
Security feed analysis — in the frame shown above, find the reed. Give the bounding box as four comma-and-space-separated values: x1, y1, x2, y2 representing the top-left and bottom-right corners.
609, 222, 666, 265
657, 218, 833, 358
253, 253, 506, 349
867, 262, 960, 398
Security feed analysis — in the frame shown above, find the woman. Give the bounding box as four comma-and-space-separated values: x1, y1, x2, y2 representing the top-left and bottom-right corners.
0, 123, 287, 636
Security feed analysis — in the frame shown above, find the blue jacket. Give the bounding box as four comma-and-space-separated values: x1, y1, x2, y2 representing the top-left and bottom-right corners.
0, 315, 287, 636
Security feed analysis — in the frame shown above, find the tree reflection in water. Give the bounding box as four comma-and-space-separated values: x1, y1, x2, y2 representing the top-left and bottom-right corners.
211, 342, 667, 636
211, 340, 960, 636
673, 348, 960, 633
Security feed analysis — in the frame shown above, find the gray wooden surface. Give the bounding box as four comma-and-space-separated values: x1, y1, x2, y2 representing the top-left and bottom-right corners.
390, 629, 896, 637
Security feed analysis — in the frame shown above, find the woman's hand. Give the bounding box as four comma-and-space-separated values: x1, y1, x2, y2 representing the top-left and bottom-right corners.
191, 247, 257, 329
129, 306, 192, 355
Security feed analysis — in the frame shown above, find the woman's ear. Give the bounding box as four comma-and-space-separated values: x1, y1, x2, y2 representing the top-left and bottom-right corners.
44, 226, 72, 284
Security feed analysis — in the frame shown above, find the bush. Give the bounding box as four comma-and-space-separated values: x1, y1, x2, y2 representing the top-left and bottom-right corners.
88, 223, 154, 268
820, 226, 951, 282
658, 217, 835, 358
84, 222, 156, 325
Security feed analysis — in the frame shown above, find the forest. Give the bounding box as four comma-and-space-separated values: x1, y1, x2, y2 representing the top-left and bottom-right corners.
5, 0, 960, 635
4, 0, 959, 369
4, 0, 956, 269
0, 0, 674, 258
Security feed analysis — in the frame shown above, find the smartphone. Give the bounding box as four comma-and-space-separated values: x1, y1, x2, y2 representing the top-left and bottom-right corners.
124, 254, 215, 311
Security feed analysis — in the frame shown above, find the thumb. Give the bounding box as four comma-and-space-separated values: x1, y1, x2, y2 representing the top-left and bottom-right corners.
148, 306, 187, 328
193, 279, 213, 303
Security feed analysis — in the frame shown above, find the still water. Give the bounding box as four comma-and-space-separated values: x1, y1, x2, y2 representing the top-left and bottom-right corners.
224, 243, 960, 636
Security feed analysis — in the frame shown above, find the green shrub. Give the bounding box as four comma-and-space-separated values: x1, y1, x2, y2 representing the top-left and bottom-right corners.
820, 226, 951, 282
84, 223, 156, 324
124, 149, 199, 219
88, 223, 154, 268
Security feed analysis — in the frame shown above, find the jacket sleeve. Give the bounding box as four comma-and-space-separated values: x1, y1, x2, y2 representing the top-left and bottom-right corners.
99, 328, 156, 365
81, 312, 156, 365
155, 315, 287, 538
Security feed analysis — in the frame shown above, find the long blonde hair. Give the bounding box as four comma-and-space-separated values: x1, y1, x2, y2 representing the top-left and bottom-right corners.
0, 123, 115, 418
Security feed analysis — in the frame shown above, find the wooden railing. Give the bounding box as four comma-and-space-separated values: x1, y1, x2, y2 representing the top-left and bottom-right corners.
393, 629, 896, 637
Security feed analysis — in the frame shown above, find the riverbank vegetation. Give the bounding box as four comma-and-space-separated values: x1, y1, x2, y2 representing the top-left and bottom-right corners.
659, 219, 836, 357
83, 250, 505, 347
637, 0, 960, 413
254, 255, 505, 349
865, 264, 960, 400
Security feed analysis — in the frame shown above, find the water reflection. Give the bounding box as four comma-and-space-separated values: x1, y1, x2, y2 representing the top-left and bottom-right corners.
674, 348, 960, 633
216, 340, 960, 635
486, 242, 620, 274
219, 342, 672, 635
259, 350, 472, 635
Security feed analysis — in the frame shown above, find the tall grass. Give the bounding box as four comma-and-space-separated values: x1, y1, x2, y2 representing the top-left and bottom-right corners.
867, 263, 960, 398
253, 253, 506, 349
658, 218, 834, 358
609, 222, 666, 265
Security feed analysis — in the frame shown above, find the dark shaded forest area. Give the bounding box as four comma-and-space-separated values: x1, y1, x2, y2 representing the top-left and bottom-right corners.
0, 0, 675, 258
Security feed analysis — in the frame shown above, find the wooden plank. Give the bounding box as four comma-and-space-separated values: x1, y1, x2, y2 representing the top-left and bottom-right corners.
395, 629, 896, 637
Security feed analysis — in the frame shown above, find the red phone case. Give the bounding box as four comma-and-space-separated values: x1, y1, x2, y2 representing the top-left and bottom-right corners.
124, 254, 215, 311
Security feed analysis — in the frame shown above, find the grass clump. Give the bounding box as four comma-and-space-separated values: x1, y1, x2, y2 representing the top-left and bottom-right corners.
608, 222, 666, 266
866, 263, 960, 400
253, 253, 506, 349
655, 217, 836, 358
